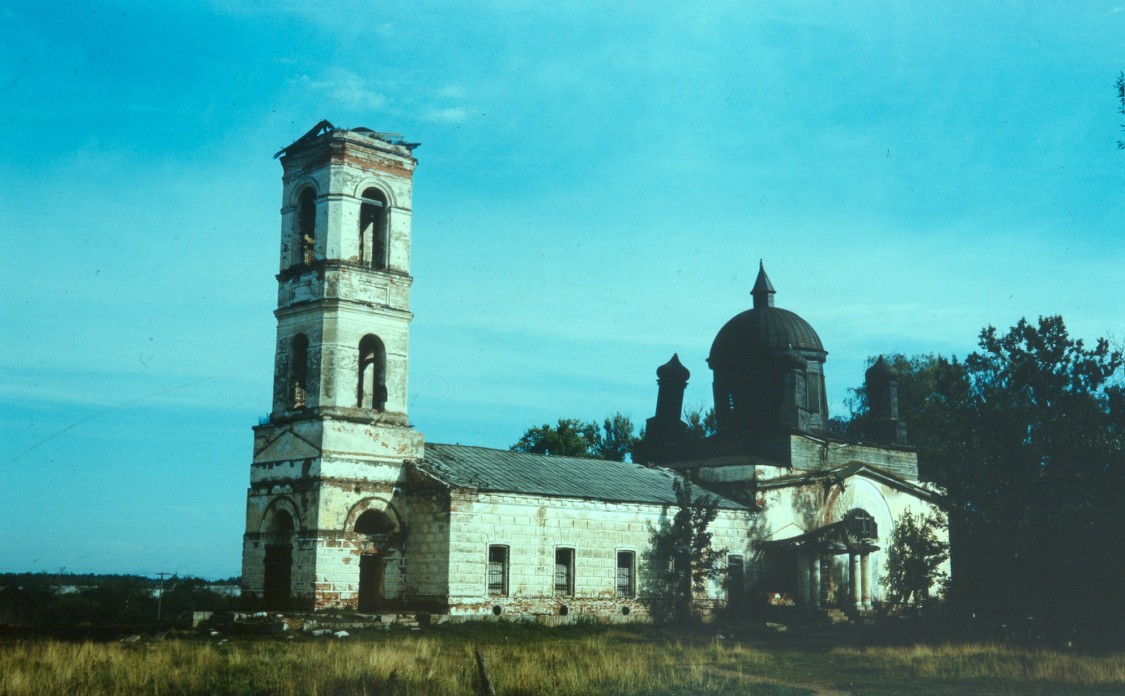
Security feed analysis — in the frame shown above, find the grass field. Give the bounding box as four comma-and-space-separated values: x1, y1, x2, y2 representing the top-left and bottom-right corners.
3, 622, 1125, 695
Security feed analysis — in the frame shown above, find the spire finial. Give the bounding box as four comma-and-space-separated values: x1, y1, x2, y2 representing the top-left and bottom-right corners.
752, 260, 776, 308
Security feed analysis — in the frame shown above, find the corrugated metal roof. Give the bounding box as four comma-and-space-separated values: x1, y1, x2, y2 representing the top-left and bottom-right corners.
419, 443, 750, 509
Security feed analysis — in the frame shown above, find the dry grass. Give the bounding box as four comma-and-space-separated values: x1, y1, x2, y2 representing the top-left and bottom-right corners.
831, 642, 1125, 686
0, 630, 793, 696
3, 626, 1125, 696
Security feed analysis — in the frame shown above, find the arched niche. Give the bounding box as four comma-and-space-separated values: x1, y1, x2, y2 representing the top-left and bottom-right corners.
260, 497, 302, 536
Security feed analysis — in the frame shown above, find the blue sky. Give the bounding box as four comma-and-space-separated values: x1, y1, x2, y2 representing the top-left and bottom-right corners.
2, 1, 1123, 578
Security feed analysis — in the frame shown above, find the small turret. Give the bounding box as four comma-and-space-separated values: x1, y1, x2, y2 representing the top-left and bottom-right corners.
865, 356, 908, 445
638, 354, 692, 458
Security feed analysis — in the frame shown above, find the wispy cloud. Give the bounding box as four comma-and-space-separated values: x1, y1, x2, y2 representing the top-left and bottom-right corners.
422, 106, 470, 123
295, 68, 388, 111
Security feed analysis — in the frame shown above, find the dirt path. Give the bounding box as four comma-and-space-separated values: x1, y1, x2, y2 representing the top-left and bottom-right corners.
702, 665, 851, 696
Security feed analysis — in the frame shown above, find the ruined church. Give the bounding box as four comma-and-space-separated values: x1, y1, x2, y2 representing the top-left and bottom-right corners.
240, 122, 947, 621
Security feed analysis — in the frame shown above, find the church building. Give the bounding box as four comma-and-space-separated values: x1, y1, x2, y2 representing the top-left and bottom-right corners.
240, 122, 947, 621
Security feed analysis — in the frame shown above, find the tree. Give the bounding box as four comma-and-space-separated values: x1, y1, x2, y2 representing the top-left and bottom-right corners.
592, 413, 638, 462
510, 418, 598, 457
837, 316, 1125, 625
881, 509, 949, 607
649, 477, 727, 624
1117, 71, 1125, 150
683, 406, 717, 440
511, 413, 638, 461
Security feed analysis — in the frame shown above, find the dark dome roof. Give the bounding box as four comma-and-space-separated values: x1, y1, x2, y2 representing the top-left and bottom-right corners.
656, 353, 690, 383
866, 355, 898, 379
709, 306, 825, 366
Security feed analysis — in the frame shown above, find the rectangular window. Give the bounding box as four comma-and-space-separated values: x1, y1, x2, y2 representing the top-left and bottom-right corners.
795, 373, 807, 410
807, 370, 821, 415
616, 551, 635, 598
554, 548, 574, 595
487, 545, 509, 596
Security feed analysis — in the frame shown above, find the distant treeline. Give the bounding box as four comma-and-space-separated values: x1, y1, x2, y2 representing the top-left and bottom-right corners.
1, 574, 241, 627
0, 572, 240, 588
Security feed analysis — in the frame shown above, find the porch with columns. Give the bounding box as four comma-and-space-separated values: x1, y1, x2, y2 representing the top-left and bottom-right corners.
764, 509, 880, 615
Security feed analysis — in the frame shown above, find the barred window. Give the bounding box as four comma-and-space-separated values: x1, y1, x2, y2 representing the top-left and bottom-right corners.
487, 545, 509, 596
616, 551, 635, 598
554, 548, 574, 595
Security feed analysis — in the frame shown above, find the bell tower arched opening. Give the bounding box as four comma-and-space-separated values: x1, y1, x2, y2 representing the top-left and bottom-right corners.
295, 187, 317, 266
289, 334, 309, 409
359, 187, 389, 270
357, 334, 387, 410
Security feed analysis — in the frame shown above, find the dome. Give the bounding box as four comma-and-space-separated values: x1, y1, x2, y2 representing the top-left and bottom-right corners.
656, 353, 690, 383
866, 355, 899, 381
708, 262, 825, 368
709, 306, 824, 366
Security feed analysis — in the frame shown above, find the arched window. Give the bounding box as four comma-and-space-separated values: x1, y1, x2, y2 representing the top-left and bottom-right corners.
268, 509, 295, 534
289, 334, 309, 408
357, 334, 387, 410
844, 508, 878, 540
295, 187, 317, 266
354, 509, 395, 536
359, 187, 388, 270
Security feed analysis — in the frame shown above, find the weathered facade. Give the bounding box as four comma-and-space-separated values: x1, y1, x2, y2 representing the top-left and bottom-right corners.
241, 122, 947, 621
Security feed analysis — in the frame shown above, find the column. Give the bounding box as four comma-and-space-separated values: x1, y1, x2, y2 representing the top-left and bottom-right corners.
860, 553, 871, 610
849, 553, 861, 610
797, 549, 810, 607
809, 550, 821, 609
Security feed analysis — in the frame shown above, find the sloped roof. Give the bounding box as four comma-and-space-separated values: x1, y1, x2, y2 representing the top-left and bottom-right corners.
757, 462, 944, 503
419, 443, 750, 510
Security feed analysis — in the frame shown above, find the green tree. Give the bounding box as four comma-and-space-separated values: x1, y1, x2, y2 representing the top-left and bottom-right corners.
1116, 70, 1124, 150
591, 413, 637, 462
882, 509, 949, 607
649, 477, 727, 625
683, 406, 717, 440
839, 316, 1125, 624
511, 418, 599, 457
511, 413, 638, 460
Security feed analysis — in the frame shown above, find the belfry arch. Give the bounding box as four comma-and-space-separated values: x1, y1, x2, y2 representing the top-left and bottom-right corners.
357, 334, 387, 410
359, 187, 389, 270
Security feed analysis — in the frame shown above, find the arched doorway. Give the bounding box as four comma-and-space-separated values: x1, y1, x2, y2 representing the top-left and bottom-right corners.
354, 509, 396, 612
263, 510, 295, 610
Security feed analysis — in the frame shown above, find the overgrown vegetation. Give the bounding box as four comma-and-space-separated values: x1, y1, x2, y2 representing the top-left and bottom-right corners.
838, 316, 1124, 627
3, 624, 1125, 696
645, 478, 727, 625
881, 510, 949, 607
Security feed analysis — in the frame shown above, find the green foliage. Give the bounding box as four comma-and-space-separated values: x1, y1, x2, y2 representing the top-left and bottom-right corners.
683, 406, 717, 440
511, 413, 638, 461
839, 315, 1125, 623
882, 509, 949, 606
1117, 70, 1125, 150
648, 478, 727, 624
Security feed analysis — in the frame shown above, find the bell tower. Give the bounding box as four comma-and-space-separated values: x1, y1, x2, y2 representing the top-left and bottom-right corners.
241, 122, 423, 610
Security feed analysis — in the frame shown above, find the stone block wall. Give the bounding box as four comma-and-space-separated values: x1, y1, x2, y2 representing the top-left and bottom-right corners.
442, 490, 754, 621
